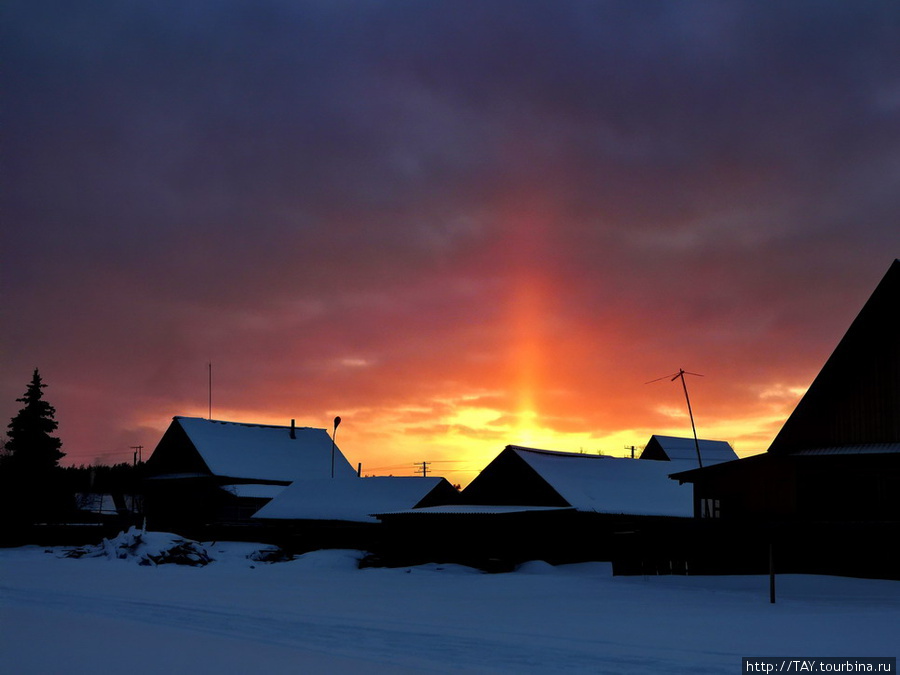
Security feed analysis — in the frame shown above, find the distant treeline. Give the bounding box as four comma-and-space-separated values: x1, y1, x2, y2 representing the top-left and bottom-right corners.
60, 462, 147, 496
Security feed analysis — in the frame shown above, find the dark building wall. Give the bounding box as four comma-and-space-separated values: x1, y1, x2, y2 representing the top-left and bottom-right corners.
414, 479, 461, 508
374, 510, 679, 569
145, 419, 211, 477
639, 437, 669, 461
460, 448, 568, 506
689, 456, 797, 520
143, 476, 224, 533
685, 453, 900, 523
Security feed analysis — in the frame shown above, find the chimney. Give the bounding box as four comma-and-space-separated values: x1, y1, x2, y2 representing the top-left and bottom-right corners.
290, 419, 296, 439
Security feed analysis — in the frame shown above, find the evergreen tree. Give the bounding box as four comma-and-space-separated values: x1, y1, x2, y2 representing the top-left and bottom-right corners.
1, 369, 71, 528
5, 369, 64, 472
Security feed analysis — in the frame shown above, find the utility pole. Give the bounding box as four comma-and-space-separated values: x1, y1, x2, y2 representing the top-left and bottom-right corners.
414, 461, 431, 477
208, 362, 212, 420
130, 445, 143, 466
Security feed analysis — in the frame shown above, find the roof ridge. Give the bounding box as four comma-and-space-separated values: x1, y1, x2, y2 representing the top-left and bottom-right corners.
175, 416, 321, 431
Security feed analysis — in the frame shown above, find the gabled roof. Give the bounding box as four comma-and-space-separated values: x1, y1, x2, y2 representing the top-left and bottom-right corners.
149, 416, 357, 483
768, 259, 900, 454
481, 446, 695, 517
639, 435, 737, 466
253, 476, 456, 523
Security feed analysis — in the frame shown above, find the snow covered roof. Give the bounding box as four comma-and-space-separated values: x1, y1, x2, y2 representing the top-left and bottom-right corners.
510, 446, 695, 517
173, 417, 357, 483
253, 476, 452, 523
640, 435, 738, 465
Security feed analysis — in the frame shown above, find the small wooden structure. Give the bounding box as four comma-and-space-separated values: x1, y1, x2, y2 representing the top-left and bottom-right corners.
638, 435, 737, 465
253, 475, 460, 552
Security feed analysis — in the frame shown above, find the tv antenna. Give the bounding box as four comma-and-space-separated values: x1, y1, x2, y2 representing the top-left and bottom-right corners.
646, 368, 705, 468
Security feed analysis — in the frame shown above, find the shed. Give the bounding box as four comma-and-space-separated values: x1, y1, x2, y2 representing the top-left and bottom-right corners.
254, 476, 459, 524
638, 435, 737, 466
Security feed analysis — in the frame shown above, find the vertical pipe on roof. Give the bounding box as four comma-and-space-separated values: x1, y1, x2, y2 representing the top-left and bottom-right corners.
290, 419, 296, 439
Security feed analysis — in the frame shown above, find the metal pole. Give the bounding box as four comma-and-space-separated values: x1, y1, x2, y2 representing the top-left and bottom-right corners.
331, 416, 341, 478
769, 541, 776, 604
677, 370, 703, 469
208, 362, 212, 420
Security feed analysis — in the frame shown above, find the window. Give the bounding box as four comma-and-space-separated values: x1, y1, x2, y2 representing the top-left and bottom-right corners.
700, 498, 721, 518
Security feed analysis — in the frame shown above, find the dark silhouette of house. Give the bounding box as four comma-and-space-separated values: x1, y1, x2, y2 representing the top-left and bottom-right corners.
460, 445, 696, 514
374, 445, 700, 570
144, 416, 356, 535
670, 259, 900, 578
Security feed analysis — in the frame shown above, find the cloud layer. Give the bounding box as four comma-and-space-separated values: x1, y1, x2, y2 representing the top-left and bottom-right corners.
3, 1, 899, 484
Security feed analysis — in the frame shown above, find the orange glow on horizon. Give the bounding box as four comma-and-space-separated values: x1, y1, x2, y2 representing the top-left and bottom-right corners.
114, 191, 807, 489
128, 371, 792, 489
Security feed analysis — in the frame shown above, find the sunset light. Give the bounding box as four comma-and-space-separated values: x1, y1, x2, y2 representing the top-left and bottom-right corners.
4, 5, 899, 672
3, 2, 896, 491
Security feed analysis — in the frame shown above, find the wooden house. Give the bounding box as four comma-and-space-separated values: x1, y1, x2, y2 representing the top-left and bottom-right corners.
670, 259, 900, 578
460, 445, 697, 514
374, 446, 700, 570
144, 416, 357, 535
253, 476, 459, 552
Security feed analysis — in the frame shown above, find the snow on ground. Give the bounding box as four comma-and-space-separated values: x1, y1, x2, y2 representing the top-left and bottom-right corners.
2, 538, 898, 674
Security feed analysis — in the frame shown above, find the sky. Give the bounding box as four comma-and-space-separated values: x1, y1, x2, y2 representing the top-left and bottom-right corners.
3, 1, 899, 487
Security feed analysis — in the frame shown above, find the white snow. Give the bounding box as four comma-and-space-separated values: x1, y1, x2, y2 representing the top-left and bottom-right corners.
642, 435, 738, 464
513, 447, 697, 516
254, 476, 450, 523
173, 416, 357, 482
2, 537, 898, 674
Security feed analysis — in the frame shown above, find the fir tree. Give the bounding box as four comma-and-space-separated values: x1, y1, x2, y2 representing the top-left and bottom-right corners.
1, 369, 71, 528
5, 369, 64, 473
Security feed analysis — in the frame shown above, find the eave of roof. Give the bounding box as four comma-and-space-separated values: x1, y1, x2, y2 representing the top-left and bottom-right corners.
374, 504, 575, 517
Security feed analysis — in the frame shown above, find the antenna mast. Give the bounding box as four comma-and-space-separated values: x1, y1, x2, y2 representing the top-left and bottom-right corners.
647, 368, 705, 468
208, 362, 212, 420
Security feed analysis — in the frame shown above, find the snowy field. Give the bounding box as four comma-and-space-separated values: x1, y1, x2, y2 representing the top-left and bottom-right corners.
2, 534, 898, 674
